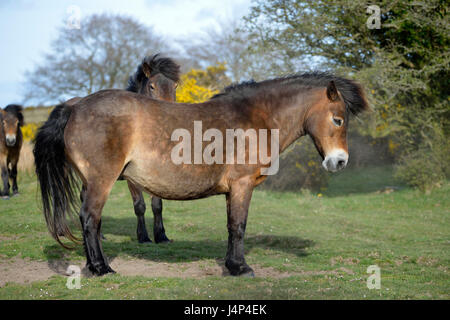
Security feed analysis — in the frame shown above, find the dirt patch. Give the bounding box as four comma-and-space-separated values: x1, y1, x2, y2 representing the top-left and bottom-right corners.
105, 257, 314, 279
0, 257, 344, 286
0, 257, 68, 287
0, 235, 20, 241
416, 256, 438, 266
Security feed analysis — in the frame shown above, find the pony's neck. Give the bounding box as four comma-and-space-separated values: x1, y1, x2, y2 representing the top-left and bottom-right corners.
252, 85, 323, 152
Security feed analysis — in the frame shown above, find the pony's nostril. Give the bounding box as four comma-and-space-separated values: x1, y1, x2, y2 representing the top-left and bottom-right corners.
322, 150, 348, 172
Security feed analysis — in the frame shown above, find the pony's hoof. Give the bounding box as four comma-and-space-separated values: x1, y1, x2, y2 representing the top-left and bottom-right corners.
12, 192, 19, 197
226, 261, 255, 277
138, 237, 152, 244
87, 263, 116, 276
236, 265, 255, 277
157, 239, 173, 244
154, 234, 172, 244
1, 195, 10, 200
154, 227, 171, 243
102, 266, 116, 275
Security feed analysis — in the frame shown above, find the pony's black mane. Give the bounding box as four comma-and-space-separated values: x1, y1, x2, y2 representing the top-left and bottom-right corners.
211, 72, 369, 116
3, 104, 24, 124
127, 54, 180, 92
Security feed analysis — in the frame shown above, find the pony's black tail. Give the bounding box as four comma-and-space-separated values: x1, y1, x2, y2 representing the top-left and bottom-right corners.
33, 103, 80, 248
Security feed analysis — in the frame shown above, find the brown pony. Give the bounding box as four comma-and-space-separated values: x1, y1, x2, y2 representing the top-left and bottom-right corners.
34, 72, 368, 276
58, 54, 180, 243
125, 54, 179, 244
0, 104, 24, 199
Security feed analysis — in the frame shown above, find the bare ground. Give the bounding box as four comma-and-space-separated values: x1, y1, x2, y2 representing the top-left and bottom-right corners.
0, 256, 348, 287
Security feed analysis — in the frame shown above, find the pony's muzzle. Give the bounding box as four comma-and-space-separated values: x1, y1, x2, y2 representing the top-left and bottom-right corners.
322, 149, 348, 172
5, 134, 16, 147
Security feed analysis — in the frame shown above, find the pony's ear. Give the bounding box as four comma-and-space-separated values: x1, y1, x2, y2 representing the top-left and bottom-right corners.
142, 62, 152, 78
18, 111, 24, 127
326, 81, 339, 101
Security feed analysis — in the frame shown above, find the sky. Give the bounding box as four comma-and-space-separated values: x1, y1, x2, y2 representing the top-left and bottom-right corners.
0, 0, 252, 107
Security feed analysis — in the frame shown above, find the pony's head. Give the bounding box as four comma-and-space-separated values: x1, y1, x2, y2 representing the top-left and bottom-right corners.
305, 79, 369, 172
1, 104, 23, 147
127, 54, 180, 101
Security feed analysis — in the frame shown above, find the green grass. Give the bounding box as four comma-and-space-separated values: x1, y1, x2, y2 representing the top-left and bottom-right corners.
324, 165, 402, 196
0, 167, 449, 299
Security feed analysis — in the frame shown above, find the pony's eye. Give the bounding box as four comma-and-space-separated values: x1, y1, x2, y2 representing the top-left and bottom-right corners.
332, 117, 343, 127
149, 83, 155, 90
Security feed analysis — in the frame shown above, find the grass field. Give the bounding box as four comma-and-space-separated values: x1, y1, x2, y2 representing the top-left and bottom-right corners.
0, 166, 448, 300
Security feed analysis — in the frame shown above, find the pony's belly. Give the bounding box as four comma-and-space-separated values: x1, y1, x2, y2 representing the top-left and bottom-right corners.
122, 159, 226, 200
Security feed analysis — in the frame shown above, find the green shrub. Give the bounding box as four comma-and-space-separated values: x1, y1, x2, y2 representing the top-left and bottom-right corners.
395, 155, 445, 193
394, 131, 449, 193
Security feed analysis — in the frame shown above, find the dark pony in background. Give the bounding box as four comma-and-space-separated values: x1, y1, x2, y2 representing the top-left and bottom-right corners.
0, 104, 24, 199
125, 54, 180, 243
127, 53, 179, 101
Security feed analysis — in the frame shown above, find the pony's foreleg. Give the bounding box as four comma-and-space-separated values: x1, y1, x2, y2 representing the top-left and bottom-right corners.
0, 156, 9, 198
80, 182, 115, 276
152, 197, 171, 243
9, 160, 18, 195
225, 178, 255, 277
127, 181, 151, 243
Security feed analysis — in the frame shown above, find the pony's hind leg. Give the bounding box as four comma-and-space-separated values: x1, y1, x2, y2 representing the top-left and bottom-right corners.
152, 197, 171, 243
127, 181, 151, 243
80, 184, 105, 240
80, 181, 116, 276
225, 177, 255, 277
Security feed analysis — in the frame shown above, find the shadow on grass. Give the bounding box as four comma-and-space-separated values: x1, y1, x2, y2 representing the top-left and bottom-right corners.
42, 215, 314, 272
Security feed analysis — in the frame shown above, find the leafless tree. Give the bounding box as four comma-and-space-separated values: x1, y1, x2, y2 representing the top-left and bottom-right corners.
24, 14, 172, 104
177, 17, 279, 83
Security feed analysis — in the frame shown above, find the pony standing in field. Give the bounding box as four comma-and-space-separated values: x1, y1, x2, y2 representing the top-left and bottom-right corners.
125, 54, 179, 244
34, 72, 368, 276
56, 54, 180, 243
0, 104, 24, 199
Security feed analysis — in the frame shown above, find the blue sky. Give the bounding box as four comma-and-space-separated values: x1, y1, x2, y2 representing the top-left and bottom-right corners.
0, 0, 252, 107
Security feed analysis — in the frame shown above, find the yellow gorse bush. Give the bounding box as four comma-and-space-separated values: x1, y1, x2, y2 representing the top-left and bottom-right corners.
21, 123, 39, 141
176, 76, 219, 103
176, 63, 229, 103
